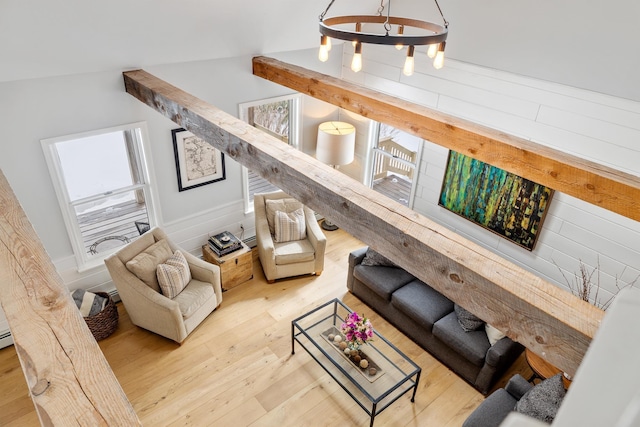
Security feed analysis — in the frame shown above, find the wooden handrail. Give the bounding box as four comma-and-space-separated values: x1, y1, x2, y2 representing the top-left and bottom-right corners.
0, 170, 140, 426
374, 137, 417, 180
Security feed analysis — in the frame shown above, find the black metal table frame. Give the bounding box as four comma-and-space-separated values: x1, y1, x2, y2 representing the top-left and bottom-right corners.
291, 298, 421, 427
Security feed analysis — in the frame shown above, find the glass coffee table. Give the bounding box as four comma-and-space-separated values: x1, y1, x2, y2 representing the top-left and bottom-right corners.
291, 299, 421, 427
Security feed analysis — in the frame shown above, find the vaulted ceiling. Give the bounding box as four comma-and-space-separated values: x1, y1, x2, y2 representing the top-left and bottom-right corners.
2, 0, 638, 102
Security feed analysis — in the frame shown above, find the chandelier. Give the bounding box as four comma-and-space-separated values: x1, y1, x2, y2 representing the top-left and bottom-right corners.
318, 0, 449, 76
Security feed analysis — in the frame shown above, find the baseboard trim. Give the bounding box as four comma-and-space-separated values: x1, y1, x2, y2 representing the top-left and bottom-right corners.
108, 289, 121, 303
0, 331, 14, 349
243, 235, 257, 248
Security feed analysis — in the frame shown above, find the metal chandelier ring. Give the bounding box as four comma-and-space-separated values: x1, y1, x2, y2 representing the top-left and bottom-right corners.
319, 15, 448, 46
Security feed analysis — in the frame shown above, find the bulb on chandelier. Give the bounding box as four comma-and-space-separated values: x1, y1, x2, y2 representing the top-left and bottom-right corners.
433, 41, 446, 69
352, 23, 362, 47
395, 25, 404, 50
403, 45, 415, 76
318, 36, 329, 62
351, 43, 363, 72
318, 0, 449, 73
427, 43, 438, 59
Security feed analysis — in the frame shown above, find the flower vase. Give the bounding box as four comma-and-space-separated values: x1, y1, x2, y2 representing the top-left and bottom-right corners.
348, 342, 361, 352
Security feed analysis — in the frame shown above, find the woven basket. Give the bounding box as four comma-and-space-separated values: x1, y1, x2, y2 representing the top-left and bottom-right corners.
84, 292, 119, 341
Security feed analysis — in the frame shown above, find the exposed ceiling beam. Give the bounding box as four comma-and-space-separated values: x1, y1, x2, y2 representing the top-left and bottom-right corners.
0, 170, 140, 426
123, 69, 604, 376
252, 56, 640, 223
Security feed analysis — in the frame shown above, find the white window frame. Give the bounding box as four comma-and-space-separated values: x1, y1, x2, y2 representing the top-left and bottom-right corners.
365, 122, 423, 209
41, 122, 159, 271
238, 94, 302, 213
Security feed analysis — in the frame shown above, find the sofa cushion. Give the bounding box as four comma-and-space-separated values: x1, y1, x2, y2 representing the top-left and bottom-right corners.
433, 311, 491, 367
274, 239, 315, 265
119, 231, 155, 263
391, 280, 454, 329
274, 208, 306, 242
173, 279, 216, 320
354, 264, 414, 301
125, 239, 173, 292
455, 303, 485, 331
515, 373, 565, 423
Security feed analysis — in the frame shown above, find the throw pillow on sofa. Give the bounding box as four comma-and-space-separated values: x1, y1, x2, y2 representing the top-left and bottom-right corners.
486, 324, 506, 345
274, 208, 306, 242
454, 303, 485, 331
156, 250, 191, 298
361, 248, 397, 267
515, 373, 565, 423
265, 198, 303, 235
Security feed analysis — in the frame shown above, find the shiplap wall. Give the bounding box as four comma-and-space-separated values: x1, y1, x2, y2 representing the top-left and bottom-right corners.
340, 44, 640, 307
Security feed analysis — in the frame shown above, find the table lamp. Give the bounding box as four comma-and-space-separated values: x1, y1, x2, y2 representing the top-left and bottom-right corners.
316, 121, 356, 230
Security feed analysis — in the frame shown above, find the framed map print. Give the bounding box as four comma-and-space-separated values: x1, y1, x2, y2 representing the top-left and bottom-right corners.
171, 128, 226, 191
439, 150, 553, 251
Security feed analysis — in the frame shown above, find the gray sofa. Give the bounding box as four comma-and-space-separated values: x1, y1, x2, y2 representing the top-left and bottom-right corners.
464, 372, 566, 426
463, 374, 533, 427
347, 247, 524, 394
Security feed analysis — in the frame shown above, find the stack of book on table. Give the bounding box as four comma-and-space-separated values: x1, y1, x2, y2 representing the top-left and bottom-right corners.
208, 231, 242, 257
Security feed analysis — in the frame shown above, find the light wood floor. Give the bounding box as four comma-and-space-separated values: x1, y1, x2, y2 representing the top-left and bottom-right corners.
0, 227, 532, 426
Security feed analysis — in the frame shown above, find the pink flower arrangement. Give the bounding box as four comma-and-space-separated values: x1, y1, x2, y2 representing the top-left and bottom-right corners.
341, 311, 374, 348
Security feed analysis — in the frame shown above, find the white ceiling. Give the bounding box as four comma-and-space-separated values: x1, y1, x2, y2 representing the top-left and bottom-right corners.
2, 0, 639, 102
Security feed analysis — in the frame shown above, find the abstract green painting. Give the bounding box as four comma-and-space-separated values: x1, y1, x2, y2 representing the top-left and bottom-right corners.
439, 151, 554, 251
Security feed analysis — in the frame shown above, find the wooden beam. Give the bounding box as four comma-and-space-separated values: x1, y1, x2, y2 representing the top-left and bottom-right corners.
252, 56, 640, 223
123, 69, 604, 376
0, 170, 140, 426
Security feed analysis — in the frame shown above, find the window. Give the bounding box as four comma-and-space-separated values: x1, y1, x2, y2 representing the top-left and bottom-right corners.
367, 123, 423, 208
41, 122, 158, 270
239, 94, 301, 213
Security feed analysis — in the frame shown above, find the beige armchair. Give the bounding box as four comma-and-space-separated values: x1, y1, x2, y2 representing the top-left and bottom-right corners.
104, 227, 222, 343
255, 191, 326, 283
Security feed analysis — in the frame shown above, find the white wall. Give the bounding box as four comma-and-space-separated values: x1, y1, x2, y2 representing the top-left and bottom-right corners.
340, 44, 640, 306
3, 1, 639, 104
0, 48, 342, 338
439, 0, 640, 103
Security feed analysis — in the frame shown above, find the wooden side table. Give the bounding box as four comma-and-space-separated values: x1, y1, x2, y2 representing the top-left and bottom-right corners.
525, 349, 572, 389
202, 241, 253, 291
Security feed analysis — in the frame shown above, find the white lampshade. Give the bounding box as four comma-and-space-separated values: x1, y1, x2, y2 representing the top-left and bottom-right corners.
316, 121, 356, 166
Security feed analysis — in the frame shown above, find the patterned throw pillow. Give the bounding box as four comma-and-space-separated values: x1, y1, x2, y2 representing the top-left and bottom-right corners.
454, 303, 485, 331
360, 248, 397, 267
265, 198, 303, 236
274, 208, 306, 242
156, 250, 191, 298
515, 373, 566, 423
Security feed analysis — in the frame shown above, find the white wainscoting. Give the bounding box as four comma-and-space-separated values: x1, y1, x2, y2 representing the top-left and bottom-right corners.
0, 313, 10, 348
57, 198, 254, 294
340, 43, 640, 306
